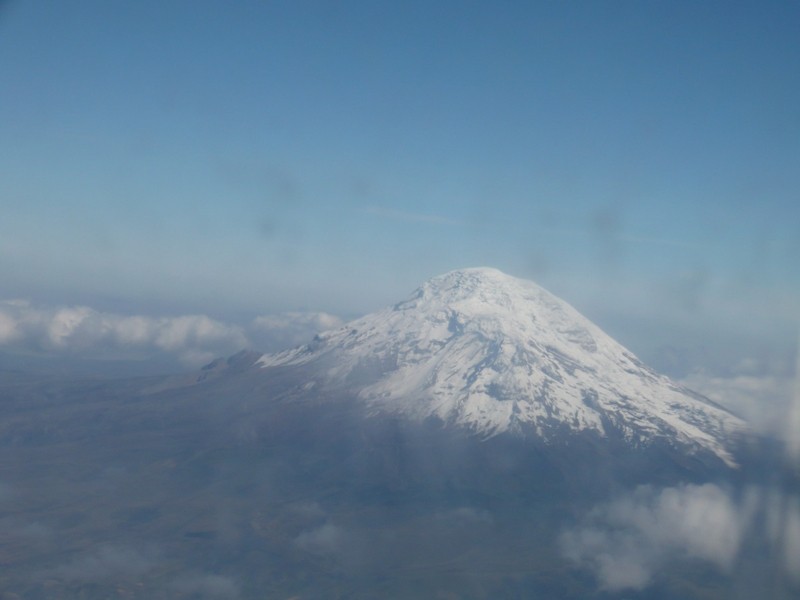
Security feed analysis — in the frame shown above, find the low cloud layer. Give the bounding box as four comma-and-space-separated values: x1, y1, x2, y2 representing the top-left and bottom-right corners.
561, 484, 800, 593
560, 484, 752, 591
0, 299, 344, 369
0, 300, 247, 366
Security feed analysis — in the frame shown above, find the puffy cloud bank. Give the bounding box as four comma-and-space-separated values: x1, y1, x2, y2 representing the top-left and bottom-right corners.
0, 300, 248, 366
0, 299, 343, 368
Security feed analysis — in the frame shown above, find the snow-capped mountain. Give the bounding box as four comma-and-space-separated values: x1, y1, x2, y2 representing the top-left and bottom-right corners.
258, 268, 745, 466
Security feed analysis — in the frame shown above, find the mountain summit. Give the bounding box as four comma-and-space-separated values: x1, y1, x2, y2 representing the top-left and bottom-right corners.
258, 268, 745, 466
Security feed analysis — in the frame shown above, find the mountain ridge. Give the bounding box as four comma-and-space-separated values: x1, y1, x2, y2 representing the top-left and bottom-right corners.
256, 268, 746, 466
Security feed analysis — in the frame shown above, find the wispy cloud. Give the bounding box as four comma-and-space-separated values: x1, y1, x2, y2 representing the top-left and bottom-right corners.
617, 234, 708, 250
364, 205, 462, 226
49, 545, 240, 597
679, 366, 796, 441
51, 544, 159, 582
294, 522, 349, 555
544, 226, 708, 250
170, 572, 240, 598
251, 311, 343, 352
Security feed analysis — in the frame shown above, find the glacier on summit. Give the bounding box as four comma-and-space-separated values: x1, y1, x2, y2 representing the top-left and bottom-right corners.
258, 268, 746, 466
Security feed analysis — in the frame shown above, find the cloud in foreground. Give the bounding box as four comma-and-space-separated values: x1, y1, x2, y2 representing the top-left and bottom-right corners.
562, 482, 800, 593
560, 484, 752, 591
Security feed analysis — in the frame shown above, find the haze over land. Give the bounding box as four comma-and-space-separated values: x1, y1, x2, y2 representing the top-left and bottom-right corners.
1, 268, 798, 598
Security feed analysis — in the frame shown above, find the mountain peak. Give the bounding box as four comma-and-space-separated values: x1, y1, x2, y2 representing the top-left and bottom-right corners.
393, 267, 602, 356
402, 267, 542, 306
426, 266, 516, 288
258, 268, 746, 466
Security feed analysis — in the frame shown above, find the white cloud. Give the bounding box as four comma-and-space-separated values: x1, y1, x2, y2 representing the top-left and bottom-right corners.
252, 311, 342, 333
250, 311, 343, 352
0, 310, 21, 343
0, 299, 350, 369
679, 369, 796, 440
564, 484, 800, 592
560, 484, 752, 592
0, 299, 248, 367
47, 306, 95, 348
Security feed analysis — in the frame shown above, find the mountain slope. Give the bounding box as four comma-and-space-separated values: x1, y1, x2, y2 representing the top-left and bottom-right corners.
258, 268, 745, 466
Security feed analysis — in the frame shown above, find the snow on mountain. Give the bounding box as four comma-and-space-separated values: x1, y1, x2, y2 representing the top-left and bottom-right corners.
258, 268, 746, 466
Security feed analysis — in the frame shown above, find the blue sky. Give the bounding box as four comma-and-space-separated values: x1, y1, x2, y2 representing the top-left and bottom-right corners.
0, 1, 798, 378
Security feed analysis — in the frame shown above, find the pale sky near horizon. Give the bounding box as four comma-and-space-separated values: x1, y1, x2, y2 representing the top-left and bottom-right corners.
0, 1, 798, 381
